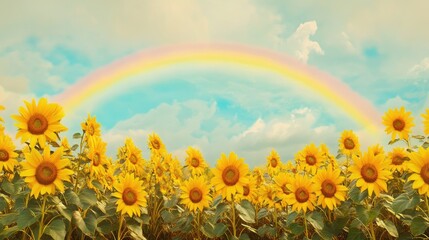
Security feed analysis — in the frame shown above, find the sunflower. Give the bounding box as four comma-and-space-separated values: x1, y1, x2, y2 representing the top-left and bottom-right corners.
273, 172, 293, 206
259, 184, 282, 210
102, 164, 116, 191
368, 144, 384, 157
296, 143, 324, 175
180, 176, 212, 212
148, 133, 166, 156
20, 146, 73, 199
314, 166, 347, 210
388, 147, 408, 173
124, 138, 145, 175
239, 175, 258, 203
406, 147, 429, 196
87, 137, 107, 177
212, 152, 249, 201
0, 135, 19, 172
185, 147, 208, 176
61, 137, 71, 153
170, 156, 183, 185
422, 109, 429, 135
382, 107, 414, 141
152, 155, 167, 183
12, 98, 67, 148
320, 144, 338, 169
339, 130, 361, 156
112, 173, 147, 217
266, 150, 282, 176
252, 167, 266, 185
81, 114, 101, 143
349, 151, 391, 197
284, 174, 317, 213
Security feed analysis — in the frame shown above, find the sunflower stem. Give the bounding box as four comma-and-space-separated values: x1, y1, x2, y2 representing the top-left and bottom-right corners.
37, 195, 47, 240
117, 214, 124, 240
425, 196, 429, 217
303, 212, 309, 238
231, 197, 237, 238
196, 210, 202, 240
74, 131, 85, 192
273, 209, 278, 238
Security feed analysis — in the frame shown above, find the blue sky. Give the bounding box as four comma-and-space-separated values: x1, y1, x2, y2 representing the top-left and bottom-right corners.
1, 1, 429, 166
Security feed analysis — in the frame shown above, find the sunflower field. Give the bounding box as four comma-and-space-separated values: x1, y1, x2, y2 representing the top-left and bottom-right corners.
1, 99, 429, 240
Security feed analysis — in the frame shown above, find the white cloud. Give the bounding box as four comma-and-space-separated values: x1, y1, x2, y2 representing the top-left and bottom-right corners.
285, 21, 324, 63
409, 57, 429, 76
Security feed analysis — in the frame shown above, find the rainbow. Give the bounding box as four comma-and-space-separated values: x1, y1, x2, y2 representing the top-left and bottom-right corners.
53, 43, 381, 133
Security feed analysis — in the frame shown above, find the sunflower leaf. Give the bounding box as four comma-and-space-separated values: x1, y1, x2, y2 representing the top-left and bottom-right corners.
307, 211, 324, 231
376, 218, 398, 238
236, 200, 255, 224
44, 218, 66, 240
79, 188, 97, 210
73, 132, 82, 139
17, 208, 39, 230
411, 216, 428, 236
392, 192, 420, 214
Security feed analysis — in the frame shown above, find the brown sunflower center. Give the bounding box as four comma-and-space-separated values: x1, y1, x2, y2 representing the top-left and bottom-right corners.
321, 179, 337, 198
222, 166, 240, 186
393, 119, 405, 131
305, 155, 317, 166
189, 187, 203, 203
0, 149, 9, 162
282, 184, 290, 195
344, 138, 355, 150
243, 185, 250, 196
35, 162, 58, 185
295, 187, 309, 203
420, 164, 429, 184
93, 153, 101, 166
27, 113, 48, 135
270, 158, 278, 168
361, 164, 378, 183
129, 154, 138, 164
191, 157, 200, 167
152, 140, 160, 150
122, 187, 137, 205
392, 155, 404, 165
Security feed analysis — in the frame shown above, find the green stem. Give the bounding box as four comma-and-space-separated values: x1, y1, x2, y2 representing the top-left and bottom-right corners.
369, 222, 376, 240
273, 209, 278, 237
425, 196, 429, 217
74, 132, 85, 192
117, 215, 124, 240
37, 195, 47, 240
196, 210, 202, 240
231, 198, 237, 238
303, 212, 308, 238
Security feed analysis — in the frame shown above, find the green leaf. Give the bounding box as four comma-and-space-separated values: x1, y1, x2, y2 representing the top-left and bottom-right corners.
17, 208, 39, 230
236, 200, 255, 224
423, 142, 429, 149
257, 207, 269, 220
45, 218, 66, 240
0, 213, 18, 226
72, 211, 93, 237
97, 219, 114, 235
73, 132, 82, 139
289, 223, 304, 236
239, 233, 251, 240
161, 210, 175, 223
84, 210, 97, 234
307, 211, 324, 231
346, 228, 365, 240
0, 226, 19, 239
213, 222, 227, 237
202, 222, 227, 238
1, 180, 15, 195
164, 195, 178, 208
348, 185, 367, 203
79, 188, 97, 210
65, 188, 81, 207
213, 202, 229, 222
388, 138, 400, 145
71, 144, 79, 151
0, 196, 8, 212
376, 218, 398, 238
391, 192, 420, 214
412, 135, 425, 140
127, 218, 147, 240
257, 224, 276, 238
410, 216, 428, 236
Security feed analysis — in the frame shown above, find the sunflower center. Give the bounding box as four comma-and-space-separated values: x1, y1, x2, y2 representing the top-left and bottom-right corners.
295, 187, 309, 203
282, 184, 290, 194
420, 164, 429, 184
156, 166, 163, 176
222, 166, 240, 186
93, 153, 101, 166
191, 157, 200, 167
321, 179, 337, 198
270, 158, 278, 168
243, 185, 250, 196
189, 187, 203, 203
129, 154, 138, 164
35, 162, 58, 185
344, 138, 355, 150
305, 155, 317, 165
27, 113, 48, 135
122, 188, 137, 205
152, 140, 160, 150
0, 149, 9, 162
392, 155, 404, 165
361, 164, 378, 183
393, 119, 405, 131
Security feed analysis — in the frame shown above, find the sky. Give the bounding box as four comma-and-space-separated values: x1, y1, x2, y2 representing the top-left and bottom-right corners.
1, 1, 429, 167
